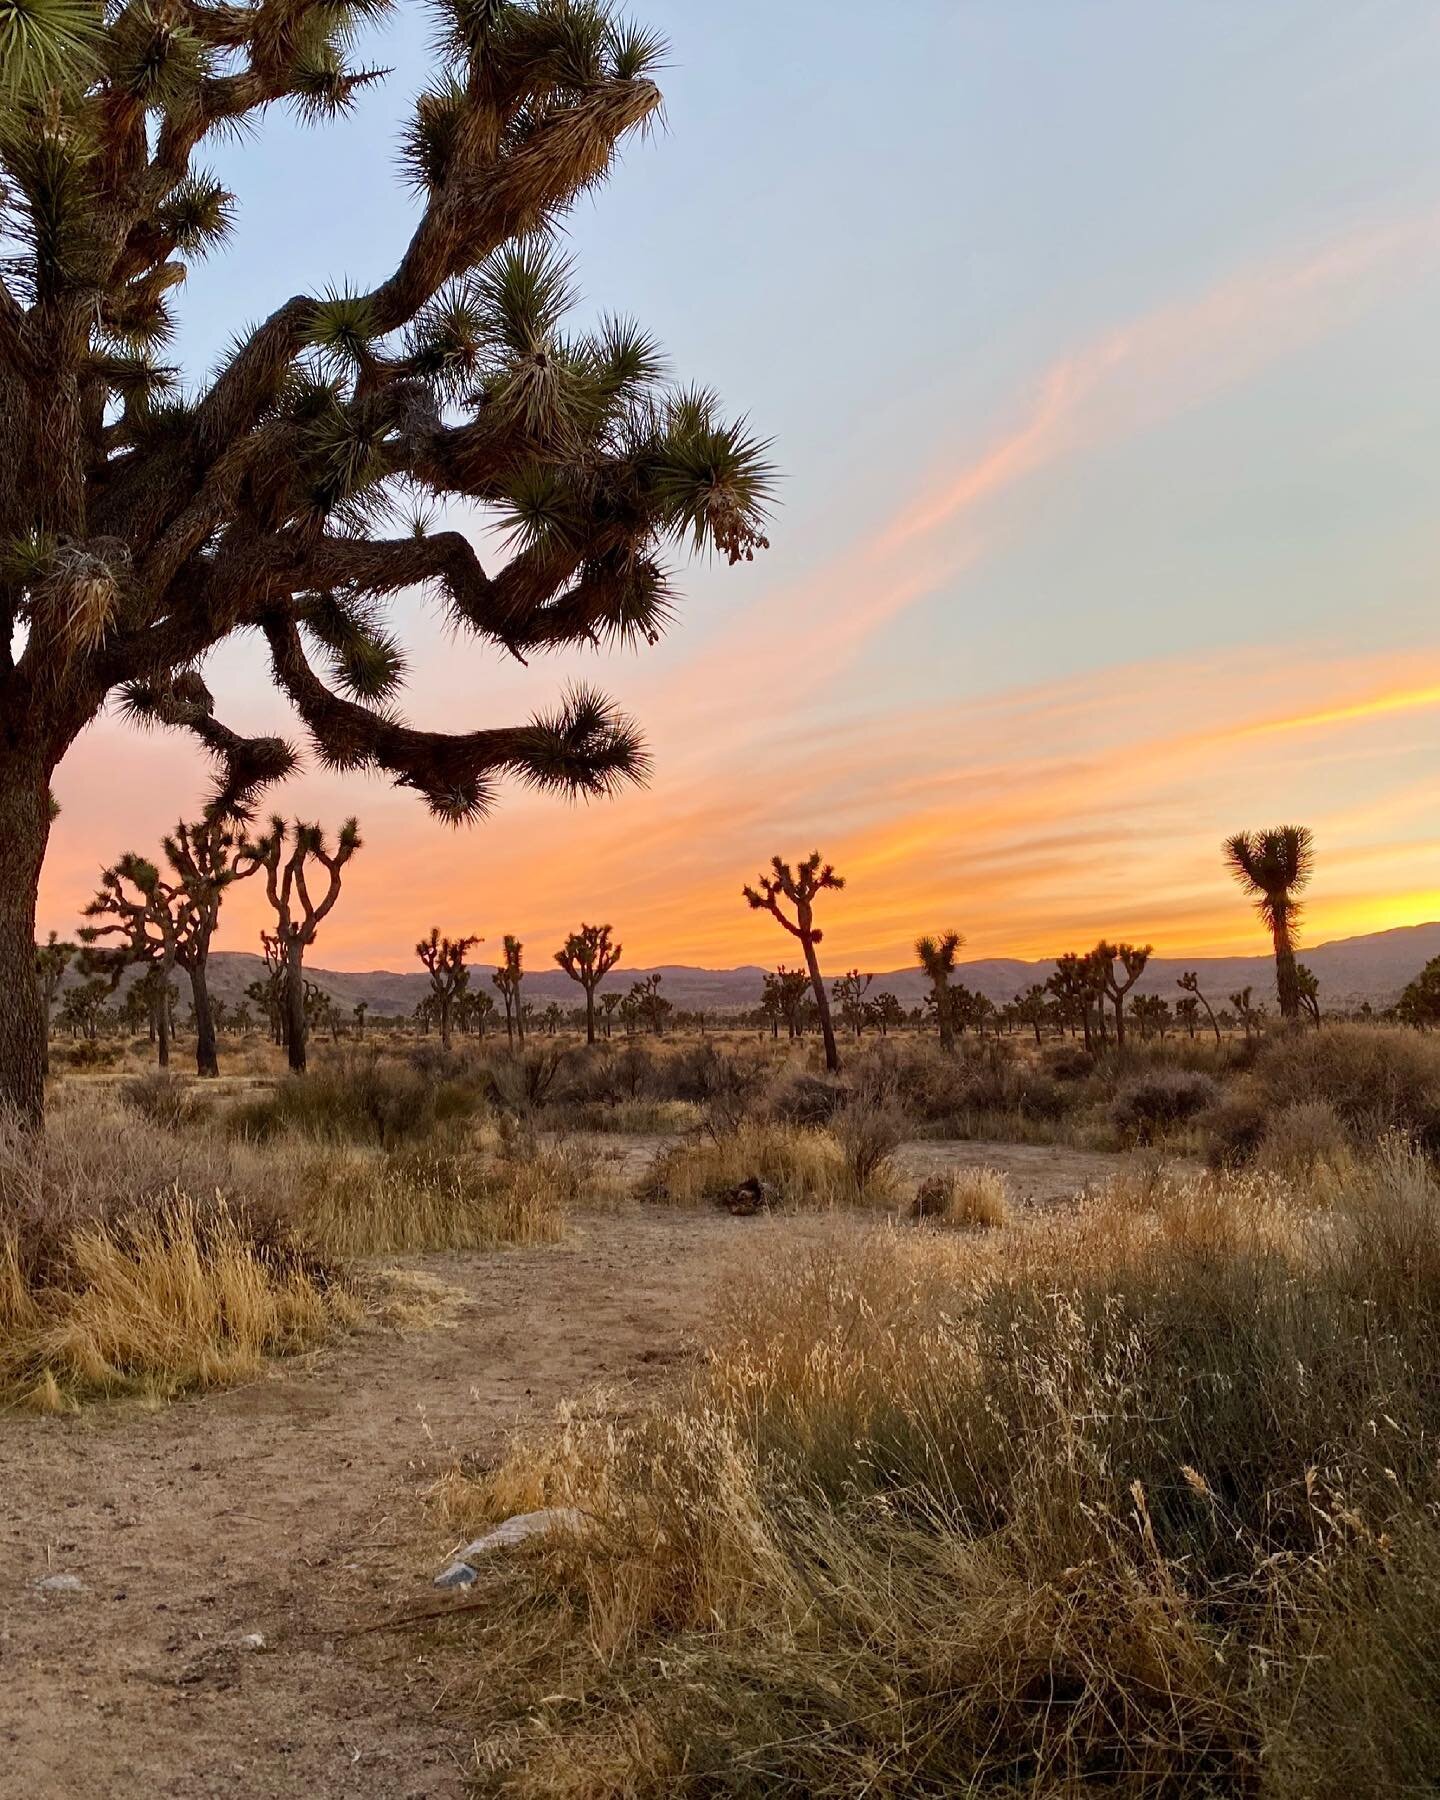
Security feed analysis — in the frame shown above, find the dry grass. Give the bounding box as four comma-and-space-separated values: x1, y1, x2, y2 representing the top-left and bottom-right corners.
0, 1093, 355, 1412
437, 1138, 1440, 1796
911, 1164, 1010, 1228
293, 1139, 588, 1257
640, 1121, 898, 1210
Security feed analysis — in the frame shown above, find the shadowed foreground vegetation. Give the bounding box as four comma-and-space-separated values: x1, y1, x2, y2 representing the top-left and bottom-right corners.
435, 1138, 1440, 1797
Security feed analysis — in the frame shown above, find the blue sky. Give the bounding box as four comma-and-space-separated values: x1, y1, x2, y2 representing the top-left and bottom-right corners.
42, 0, 1440, 967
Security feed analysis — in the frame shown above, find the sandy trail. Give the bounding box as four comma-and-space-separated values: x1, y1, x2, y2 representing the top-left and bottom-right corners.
0, 1140, 1123, 1800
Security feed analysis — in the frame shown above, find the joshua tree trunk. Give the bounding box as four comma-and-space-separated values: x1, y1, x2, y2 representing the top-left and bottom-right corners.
188, 961, 219, 1079
156, 980, 172, 1069
284, 944, 308, 1074
800, 935, 840, 1075
439, 998, 453, 1052
584, 986, 597, 1046
1272, 917, 1300, 1021
0, 754, 51, 1125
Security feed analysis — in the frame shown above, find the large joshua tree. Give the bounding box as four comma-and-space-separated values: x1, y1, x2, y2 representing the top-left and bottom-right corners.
0, 0, 771, 1124
416, 926, 479, 1050
79, 852, 183, 1066
1224, 827, 1314, 1022
555, 921, 620, 1044
1094, 940, 1151, 1051
743, 854, 844, 1074
242, 817, 361, 1071
915, 929, 963, 1054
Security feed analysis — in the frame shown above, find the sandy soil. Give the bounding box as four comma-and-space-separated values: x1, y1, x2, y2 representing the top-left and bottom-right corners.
0, 1139, 1125, 1800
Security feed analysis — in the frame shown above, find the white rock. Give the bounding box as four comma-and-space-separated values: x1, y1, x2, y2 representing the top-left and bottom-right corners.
432, 1508, 586, 1587
38, 1573, 84, 1594
238, 1632, 266, 1651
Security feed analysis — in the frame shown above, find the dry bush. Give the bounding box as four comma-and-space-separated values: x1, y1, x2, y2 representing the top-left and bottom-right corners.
911, 1165, 1009, 1228
1254, 1099, 1351, 1178
120, 1069, 212, 1133
439, 1139, 1440, 1796
1108, 1067, 1220, 1145
0, 1094, 351, 1411
294, 1139, 584, 1256
1251, 1025, 1440, 1150
230, 1050, 480, 1147
640, 1122, 889, 1210
485, 1045, 570, 1115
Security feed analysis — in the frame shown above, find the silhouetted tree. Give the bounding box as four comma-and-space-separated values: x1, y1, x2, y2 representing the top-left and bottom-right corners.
1224, 827, 1314, 1021
241, 818, 361, 1072
417, 928, 480, 1051
1398, 957, 1440, 1029
1094, 940, 1151, 1049
353, 1000, 368, 1039
79, 854, 185, 1066
1177, 970, 1221, 1046
0, 0, 773, 1126
1296, 963, 1321, 1026
1013, 983, 1050, 1047
1229, 986, 1265, 1039
555, 923, 622, 1044
744, 855, 845, 1073
34, 931, 75, 1072
832, 968, 873, 1038
493, 935, 525, 1046
868, 991, 905, 1038
1047, 952, 1106, 1052
915, 930, 963, 1053
163, 817, 254, 1075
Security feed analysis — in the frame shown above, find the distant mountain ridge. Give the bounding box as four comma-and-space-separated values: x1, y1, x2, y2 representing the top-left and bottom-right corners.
189, 922, 1440, 1016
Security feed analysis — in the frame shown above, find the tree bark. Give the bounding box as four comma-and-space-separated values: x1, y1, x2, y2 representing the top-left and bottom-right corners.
584, 986, 596, 1045
801, 934, 840, 1074
1272, 918, 1300, 1021
0, 754, 51, 1125
188, 958, 219, 1078
439, 997, 452, 1051
284, 944, 307, 1073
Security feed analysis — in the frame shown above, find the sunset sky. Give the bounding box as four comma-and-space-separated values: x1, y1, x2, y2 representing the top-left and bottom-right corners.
39, 0, 1440, 972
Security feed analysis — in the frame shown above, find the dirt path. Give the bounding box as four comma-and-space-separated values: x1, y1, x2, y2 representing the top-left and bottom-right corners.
0, 1141, 1125, 1800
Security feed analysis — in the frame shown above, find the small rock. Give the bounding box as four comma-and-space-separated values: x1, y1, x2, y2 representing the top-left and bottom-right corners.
433, 1508, 586, 1587
238, 1632, 266, 1652
38, 1573, 84, 1594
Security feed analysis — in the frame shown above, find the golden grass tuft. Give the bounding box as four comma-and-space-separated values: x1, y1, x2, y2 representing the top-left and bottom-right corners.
436, 1137, 1440, 1796
293, 1139, 588, 1257
640, 1120, 898, 1210
0, 1196, 356, 1412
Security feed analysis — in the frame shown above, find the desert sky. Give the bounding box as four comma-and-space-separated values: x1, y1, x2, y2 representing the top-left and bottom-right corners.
37, 0, 1440, 971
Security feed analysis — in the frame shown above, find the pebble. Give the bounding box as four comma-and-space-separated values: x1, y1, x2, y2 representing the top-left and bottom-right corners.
38, 1573, 84, 1594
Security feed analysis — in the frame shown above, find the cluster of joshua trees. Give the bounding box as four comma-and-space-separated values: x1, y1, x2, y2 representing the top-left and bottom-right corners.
34, 821, 1327, 1076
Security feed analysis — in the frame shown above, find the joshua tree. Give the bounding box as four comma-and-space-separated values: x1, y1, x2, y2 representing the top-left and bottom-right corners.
79, 853, 188, 1065
417, 928, 480, 1051
162, 817, 254, 1074
744, 856, 844, 1073
492, 935, 525, 1046
353, 1000, 368, 1039
1398, 957, 1440, 1029
915, 930, 963, 1053
599, 991, 622, 1040
1223, 827, 1315, 1022
1094, 941, 1151, 1050
241, 818, 361, 1072
1176, 995, 1199, 1039
541, 1001, 564, 1036
1047, 953, 1103, 1050
1229, 986, 1265, 1040
457, 989, 495, 1038
762, 965, 811, 1040
1013, 983, 1050, 1047
34, 931, 76, 1071
868, 991, 905, 1038
555, 923, 622, 1045
1296, 963, 1321, 1026
628, 971, 669, 1035
832, 969, 873, 1038
0, 0, 773, 1127
1177, 971, 1222, 1046
1132, 994, 1171, 1041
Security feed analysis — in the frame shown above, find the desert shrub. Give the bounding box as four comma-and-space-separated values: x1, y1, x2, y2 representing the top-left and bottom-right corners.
767, 1070, 852, 1127
640, 1123, 879, 1210
1252, 1025, 1440, 1150
0, 1096, 350, 1410
120, 1070, 211, 1133
1254, 1100, 1350, 1178
664, 1042, 771, 1129
441, 1140, 1440, 1796
50, 1038, 124, 1071
1109, 1068, 1220, 1144
832, 1100, 903, 1197
294, 1141, 580, 1256
1044, 1043, 1096, 1080
486, 1045, 570, 1115
911, 1165, 1009, 1228
230, 1052, 478, 1147
1202, 1093, 1270, 1169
